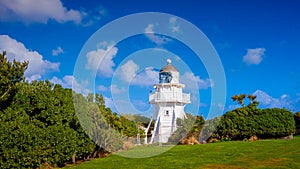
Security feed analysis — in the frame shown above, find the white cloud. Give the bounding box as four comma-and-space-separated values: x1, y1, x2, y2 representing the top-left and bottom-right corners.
118, 60, 139, 82
50, 75, 91, 96
132, 99, 149, 111
117, 60, 159, 86
169, 17, 176, 25
98, 85, 107, 92
243, 48, 265, 65
0, 35, 59, 81
253, 90, 294, 109
169, 17, 180, 33
81, 6, 107, 27
189, 92, 199, 104
145, 24, 171, 46
97, 84, 126, 94
181, 72, 213, 90
217, 103, 225, 110
110, 84, 126, 94
145, 24, 154, 34
228, 104, 240, 111
0, 0, 83, 24
131, 67, 159, 86
199, 102, 208, 108
86, 42, 118, 78
52, 46, 64, 56
281, 94, 288, 99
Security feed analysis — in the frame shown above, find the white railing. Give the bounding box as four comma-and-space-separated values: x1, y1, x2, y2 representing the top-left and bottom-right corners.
149, 92, 190, 103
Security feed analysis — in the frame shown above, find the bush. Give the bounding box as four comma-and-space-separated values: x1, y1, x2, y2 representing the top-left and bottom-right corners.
1, 52, 140, 168
294, 112, 300, 134
168, 115, 205, 144
212, 106, 296, 140
0, 82, 96, 168
258, 108, 295, 138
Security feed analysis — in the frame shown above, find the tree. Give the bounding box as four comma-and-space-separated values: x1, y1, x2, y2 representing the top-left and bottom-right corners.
231, 94, 246, 107
95, 93, 105, 107
87, 93, 94, 102
294, 112, 300, 134
237, 94, 246, 107
0, 51, 144, 167
231, 95, 238, 103
247, 94, 259, 107
247, 94, 257, 103
0, 80, 97, 168
0, 51, 28, 110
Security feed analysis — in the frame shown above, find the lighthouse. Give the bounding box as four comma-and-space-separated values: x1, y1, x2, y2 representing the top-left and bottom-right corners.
147, 59, 191, 143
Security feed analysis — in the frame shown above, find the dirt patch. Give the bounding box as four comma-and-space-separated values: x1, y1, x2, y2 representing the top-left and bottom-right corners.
202, 164, 247, 169
237, 157, 289, 168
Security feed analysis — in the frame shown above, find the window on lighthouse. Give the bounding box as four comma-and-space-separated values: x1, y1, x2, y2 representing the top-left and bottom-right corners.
159, 72, 172, 83
165, 110, 169, 115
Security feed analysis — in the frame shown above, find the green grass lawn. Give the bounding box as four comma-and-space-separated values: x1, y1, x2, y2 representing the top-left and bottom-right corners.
66, 136, 300, 169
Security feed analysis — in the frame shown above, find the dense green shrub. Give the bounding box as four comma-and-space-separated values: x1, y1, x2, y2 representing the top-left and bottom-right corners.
0, 51, 142, 168
0, 80, 141, 168
258, 108, 295, 138
0, 81, 96, 168
211, 105, 296, 140
294, 112, 300, 134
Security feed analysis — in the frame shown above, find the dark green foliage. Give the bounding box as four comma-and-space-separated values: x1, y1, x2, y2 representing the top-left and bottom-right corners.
212, 105, 296, 140
169, 114, 205, 143
210, 95, 296, 141
0, 51, 28, 110
0, 78, 140, 168
122, 114, 150, 124
0, 80, 96, 168
0, 51, 143, 169
294, 112, 300, 134
200, 116, 221, 142
258, 108, 296, 138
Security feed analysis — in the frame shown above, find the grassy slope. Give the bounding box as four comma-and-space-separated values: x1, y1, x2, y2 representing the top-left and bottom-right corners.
67, 136, 300, 169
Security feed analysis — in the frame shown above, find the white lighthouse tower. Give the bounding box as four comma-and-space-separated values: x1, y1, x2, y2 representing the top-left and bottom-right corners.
147, 59, 190, 143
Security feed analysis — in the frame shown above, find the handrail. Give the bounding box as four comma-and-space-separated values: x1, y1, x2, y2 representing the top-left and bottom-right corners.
149, 92, 190, 103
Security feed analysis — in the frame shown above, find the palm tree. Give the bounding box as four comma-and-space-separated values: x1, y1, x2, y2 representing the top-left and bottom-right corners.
237, 94, 246, 107
231, 95, 239, 103
247, 94, 257, 104
231, 94, 246, 107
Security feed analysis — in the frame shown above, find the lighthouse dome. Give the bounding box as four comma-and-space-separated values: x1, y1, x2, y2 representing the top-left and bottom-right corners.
160, 59, 178, 72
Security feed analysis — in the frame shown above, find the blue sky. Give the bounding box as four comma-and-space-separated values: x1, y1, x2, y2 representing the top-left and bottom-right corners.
1, 0, 300, 118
